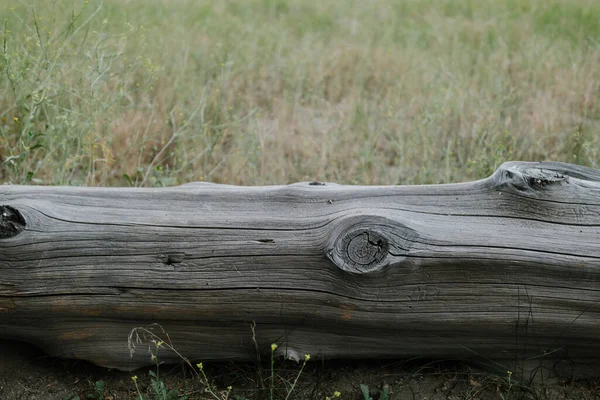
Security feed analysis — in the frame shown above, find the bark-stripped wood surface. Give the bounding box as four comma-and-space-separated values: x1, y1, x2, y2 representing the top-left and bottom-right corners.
0, 161, 599, 372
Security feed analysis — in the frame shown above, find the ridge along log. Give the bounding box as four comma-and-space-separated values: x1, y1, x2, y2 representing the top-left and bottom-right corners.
0, 161, 599, 373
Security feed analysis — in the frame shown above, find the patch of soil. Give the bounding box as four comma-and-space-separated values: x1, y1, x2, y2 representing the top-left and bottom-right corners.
1, 340, 599, 400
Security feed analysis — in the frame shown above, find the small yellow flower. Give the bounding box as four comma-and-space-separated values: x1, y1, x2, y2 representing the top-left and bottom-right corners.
304, 354, 311, 361
197, 362, 203, 370
334, 391, 341, 397
227, 386, 232, 391
131, 375, 138, 382
85, 0, 88, 4
271, 343, 278, 351
507, 370, 512, 376
13, 117, 18, 123
156, 340, 163, 348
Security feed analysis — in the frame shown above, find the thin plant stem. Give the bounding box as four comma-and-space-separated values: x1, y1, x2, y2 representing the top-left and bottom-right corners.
270, 343, 277, 400
284, 355, 310, 400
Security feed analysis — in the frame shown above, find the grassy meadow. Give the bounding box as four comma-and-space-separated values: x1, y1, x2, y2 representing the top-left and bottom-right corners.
1, 0, 599, 187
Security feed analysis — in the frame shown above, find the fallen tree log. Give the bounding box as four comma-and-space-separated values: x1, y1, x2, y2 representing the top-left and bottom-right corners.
0, 161, 599, 373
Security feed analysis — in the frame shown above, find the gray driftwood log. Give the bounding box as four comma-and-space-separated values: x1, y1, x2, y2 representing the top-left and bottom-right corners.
0, 161, 599, 373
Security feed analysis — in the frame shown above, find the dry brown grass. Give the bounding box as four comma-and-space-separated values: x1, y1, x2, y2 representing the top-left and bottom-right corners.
1, 0, 599, 186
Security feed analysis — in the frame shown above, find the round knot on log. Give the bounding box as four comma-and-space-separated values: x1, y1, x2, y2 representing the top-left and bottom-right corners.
327, 217, 394, 275
344, 230, 388, 267
0, 205, 26, 239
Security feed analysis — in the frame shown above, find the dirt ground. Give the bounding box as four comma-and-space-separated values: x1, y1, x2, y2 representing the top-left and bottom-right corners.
1, 340, 599, 400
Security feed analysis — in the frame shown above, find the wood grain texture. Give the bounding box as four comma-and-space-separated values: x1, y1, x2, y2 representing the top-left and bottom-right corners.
0, 161, 599, 372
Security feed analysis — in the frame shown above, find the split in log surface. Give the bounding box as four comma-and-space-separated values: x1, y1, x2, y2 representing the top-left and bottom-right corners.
0, 161, 599, 373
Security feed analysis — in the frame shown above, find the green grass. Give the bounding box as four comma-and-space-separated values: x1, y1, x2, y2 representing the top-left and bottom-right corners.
1, 0, 599, 188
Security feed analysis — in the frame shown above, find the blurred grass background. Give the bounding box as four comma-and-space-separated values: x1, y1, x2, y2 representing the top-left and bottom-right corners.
1, 0, 599, 187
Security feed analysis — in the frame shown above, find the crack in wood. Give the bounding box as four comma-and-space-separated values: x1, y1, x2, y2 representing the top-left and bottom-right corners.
161, 253, 185, 265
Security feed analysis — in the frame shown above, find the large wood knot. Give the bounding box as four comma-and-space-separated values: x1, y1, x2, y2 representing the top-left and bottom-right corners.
0, 205, 26, 239
327, 216, 402, 275
343, 229, 388, 268
491, 162, 570, 192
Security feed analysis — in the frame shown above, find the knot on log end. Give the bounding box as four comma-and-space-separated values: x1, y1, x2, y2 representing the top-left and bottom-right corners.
327, 217, 393, 275
0, 206, 26, 239
492, 162, 570, 192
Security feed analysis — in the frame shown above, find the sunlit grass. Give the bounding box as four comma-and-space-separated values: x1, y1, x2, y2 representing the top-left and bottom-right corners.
1, 0, 599, 187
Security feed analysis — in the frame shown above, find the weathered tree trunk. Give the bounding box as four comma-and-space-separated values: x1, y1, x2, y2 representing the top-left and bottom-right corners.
0, 162, 599, 373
